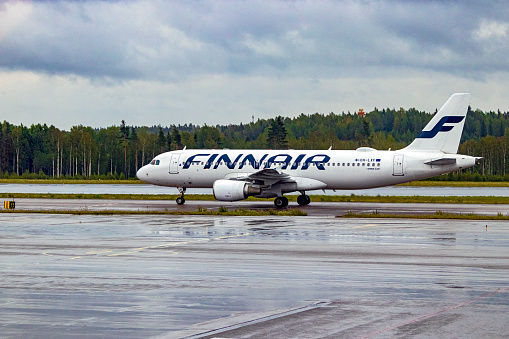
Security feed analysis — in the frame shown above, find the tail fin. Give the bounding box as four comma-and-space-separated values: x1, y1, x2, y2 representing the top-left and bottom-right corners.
403, 93, 471, 154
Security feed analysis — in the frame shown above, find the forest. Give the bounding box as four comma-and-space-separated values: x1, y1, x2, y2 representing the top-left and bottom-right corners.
0, 105, 508, 181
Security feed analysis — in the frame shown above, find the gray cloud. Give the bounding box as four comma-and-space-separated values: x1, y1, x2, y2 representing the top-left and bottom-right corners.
1, 0, 508, 82
1, 0, 509, 130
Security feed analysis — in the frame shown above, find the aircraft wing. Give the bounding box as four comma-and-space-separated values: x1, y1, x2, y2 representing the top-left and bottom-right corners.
224, 167, 295, 186
222, 167, 327, 194
247, 167, 296, 186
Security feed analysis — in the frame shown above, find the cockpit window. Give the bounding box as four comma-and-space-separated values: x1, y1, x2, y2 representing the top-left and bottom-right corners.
150, 159, 160, 165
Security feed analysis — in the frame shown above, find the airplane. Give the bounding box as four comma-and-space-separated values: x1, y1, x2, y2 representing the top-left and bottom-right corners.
137, 93, 481, 208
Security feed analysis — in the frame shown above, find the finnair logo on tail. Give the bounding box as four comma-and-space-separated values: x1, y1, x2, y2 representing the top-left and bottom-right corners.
417, 116, 465, 139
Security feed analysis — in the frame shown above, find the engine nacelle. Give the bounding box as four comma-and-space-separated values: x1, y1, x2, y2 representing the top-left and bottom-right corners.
213, 180, 261, 201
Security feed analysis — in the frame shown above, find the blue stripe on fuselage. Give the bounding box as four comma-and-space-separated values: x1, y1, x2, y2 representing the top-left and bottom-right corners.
182, 153, 331, 170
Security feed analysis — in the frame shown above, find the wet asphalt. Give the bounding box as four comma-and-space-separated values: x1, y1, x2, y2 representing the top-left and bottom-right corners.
1, 211, 508, 338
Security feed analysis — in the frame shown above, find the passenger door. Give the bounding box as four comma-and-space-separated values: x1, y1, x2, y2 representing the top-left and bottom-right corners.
169, 153, 181, 174
393, 154, 404, 176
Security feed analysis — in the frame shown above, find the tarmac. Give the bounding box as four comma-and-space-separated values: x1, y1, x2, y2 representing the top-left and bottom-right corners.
8, 197, 509, 216
1, 201, 509, 338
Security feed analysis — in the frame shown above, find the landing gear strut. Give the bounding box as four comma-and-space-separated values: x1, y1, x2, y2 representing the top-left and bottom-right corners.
274, 196, 289, 208
176, 187, 186, 205
297, 193, 311, 206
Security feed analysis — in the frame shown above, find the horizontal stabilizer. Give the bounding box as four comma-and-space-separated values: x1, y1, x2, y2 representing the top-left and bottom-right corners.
424, 158, 457, 166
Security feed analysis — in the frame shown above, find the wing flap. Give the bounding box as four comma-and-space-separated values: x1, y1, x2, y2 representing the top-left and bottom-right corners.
247, 168, 295, 185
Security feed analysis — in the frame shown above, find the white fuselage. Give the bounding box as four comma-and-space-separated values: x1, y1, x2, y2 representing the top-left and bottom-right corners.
136, 94, 479, 205
136, 148, 478, 192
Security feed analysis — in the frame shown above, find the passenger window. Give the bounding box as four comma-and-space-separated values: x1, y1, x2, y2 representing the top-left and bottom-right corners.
362, 163, 365, 166
347, 163, 350, 166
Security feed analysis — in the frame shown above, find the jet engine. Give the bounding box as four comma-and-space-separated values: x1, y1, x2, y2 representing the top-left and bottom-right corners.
213, 180, 261, 201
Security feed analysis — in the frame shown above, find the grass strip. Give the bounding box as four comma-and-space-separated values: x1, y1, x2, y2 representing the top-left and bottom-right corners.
0, 179, 143, 185
338, 211, 508, 220
0, 193, 216, 200
399, 181, 509, 187
0, 207, 307, 217
308, 195, 509, 204
0, 179, 509, 187
1, 193, 509, 204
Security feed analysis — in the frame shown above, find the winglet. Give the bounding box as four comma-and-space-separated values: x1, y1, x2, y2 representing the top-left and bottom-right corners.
403, 93, 471, 154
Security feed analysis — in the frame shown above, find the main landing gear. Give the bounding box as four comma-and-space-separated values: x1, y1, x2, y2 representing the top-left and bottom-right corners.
274, 193, 311, 208
297, 194, 311, 206
274, 196, 289, 208
274, 194, 311, 208
176, 187, 186, 205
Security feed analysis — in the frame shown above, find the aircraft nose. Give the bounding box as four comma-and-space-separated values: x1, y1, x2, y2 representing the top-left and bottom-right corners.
136, 166, 146, 181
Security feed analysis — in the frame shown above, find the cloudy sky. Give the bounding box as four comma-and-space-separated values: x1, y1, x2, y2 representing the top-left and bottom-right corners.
1, 0, 508, 130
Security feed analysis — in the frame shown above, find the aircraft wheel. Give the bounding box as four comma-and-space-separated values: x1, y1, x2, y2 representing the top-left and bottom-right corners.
274, 196, 288, 208
176, 197, 185, 205
297, 194, 311, 206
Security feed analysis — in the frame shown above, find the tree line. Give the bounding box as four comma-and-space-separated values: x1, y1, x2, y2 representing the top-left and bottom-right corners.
1, 105, 509, 180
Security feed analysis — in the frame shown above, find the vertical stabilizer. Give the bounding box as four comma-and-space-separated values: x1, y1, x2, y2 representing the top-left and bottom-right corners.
403, 93, 471, 154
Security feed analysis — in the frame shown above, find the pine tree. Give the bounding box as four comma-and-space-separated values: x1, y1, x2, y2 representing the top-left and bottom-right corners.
157, 126, 166, 153
172, 125, 182, 150
120, 120, 129, 178
267, 116, 288, 149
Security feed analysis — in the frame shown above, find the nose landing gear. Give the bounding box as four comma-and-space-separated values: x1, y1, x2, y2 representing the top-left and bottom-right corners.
176, 187, 186, 205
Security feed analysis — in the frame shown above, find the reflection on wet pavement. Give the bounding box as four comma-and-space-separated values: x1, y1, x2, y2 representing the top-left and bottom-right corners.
1, 214, 508, 338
